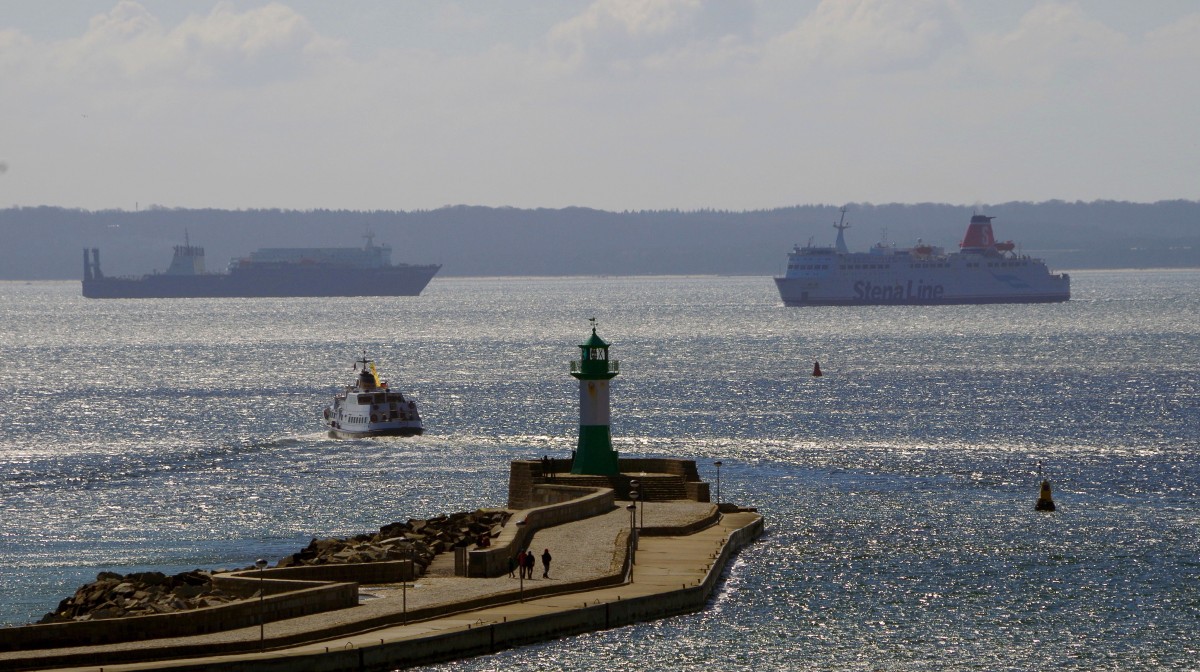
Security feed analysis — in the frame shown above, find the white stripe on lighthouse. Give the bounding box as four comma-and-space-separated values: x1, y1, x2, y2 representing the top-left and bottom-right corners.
579, 380, 611, 425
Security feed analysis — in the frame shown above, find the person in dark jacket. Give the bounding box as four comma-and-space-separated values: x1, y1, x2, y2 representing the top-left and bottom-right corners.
523, 548, 536, 579
541, 548, 552, 578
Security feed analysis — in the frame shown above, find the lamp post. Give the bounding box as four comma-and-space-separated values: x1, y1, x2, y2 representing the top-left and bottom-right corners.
713, 461, 723, 505
635, 488, 643, 529
629, 478, 640, 530
629, 482, 639, 551
254, 558, 268, 648
515, 519, 526, 602
401, 543, 411, 624
626, 502, 637, 581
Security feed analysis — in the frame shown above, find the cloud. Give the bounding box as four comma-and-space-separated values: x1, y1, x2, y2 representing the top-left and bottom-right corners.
972, 2, 1128, 87
1138, 10, 1200, 62
764, 0, 967, 76
7, 1, 343, 88
546, 0, 752, 71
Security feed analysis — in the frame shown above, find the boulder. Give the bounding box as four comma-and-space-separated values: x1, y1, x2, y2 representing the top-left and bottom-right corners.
130, 571, 168, 586
172, 584, 206, 599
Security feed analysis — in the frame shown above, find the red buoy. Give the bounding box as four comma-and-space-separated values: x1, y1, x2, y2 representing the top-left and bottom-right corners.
812, 361, 822, 377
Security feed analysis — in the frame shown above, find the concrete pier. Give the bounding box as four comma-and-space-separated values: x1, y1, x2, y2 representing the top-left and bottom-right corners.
1, 502, 762, 672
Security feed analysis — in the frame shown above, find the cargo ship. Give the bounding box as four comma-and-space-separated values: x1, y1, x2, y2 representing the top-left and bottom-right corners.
82, 234, 440, 298
774, 210, 1070, 306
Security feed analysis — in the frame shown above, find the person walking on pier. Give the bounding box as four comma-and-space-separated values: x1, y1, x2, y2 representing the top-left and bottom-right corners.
523, 548, 536, 579
541, 548, 552, 578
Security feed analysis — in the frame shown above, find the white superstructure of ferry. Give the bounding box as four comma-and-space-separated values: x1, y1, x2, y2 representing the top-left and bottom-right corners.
774, 210, 1070, 306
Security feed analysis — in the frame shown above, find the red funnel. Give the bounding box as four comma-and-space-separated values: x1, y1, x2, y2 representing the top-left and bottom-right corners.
960, 214, 996, 249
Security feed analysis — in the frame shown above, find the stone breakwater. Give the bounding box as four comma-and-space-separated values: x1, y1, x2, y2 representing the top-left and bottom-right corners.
36, 508, 512, 626
38, 570, 234, 624
276, 508, 512, 571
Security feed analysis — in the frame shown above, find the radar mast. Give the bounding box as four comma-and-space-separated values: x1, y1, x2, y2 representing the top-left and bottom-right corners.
833, 206, 851, 254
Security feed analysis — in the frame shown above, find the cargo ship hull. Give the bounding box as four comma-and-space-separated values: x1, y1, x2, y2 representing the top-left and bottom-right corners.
82, 265, 440, 298
81, 237, 440, 299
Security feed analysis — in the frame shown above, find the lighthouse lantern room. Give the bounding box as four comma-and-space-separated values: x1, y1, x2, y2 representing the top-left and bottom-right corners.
569, 319, 621, 475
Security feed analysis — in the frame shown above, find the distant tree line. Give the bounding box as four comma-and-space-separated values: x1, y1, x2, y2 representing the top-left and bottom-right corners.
0, 200, 1196, 280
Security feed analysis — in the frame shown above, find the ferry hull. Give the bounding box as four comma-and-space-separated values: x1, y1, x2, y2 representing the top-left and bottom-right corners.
775, 276, 1070, 306
327, 425, 424, 439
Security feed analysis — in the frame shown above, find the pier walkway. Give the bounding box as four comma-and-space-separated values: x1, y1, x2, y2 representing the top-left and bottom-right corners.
4, 505, 762, 672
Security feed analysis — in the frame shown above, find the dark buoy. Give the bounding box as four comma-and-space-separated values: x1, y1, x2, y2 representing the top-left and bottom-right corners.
1035, 479, 1056, 512
812, 361, 823, 377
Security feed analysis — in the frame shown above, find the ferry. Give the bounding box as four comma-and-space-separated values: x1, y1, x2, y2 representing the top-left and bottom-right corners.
774, 210, 1070, 306
324, 355, 423, 438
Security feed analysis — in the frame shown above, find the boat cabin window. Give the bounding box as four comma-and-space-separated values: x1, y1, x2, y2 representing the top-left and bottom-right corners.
356, 394, 374, 404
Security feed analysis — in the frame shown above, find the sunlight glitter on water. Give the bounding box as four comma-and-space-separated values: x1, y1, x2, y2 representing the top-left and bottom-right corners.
2, 273, 1198, 669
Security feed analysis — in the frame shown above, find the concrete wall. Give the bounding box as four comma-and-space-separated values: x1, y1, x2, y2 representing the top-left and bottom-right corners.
508, 458, 709, 509
0, 578, 357, 653
618, 458, 702, 482
219, 562, 414, 586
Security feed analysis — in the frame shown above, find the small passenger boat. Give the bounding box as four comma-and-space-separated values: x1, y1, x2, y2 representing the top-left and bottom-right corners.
323, 354, 423, 438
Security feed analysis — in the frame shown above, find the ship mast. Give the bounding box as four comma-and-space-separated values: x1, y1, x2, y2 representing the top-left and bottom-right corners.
834, 206, 850, 254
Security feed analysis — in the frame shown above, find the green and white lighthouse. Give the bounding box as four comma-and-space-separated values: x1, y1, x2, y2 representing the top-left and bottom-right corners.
569, 319, 620, 475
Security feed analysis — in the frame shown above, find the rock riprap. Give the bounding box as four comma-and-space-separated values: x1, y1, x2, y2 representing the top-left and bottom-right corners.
38, 570, 233, 623
37, 508, 512, 624
276, 509, 512, 571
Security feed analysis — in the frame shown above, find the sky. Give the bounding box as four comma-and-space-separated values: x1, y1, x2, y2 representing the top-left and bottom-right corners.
1, 0, 1198, 212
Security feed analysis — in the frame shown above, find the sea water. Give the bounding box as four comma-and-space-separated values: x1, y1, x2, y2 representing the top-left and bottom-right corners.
1, 271, 1197, 670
